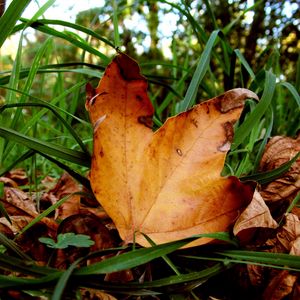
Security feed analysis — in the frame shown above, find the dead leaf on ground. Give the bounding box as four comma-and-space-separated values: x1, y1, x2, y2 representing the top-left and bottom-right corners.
81, 289, 117, 300
259, 135, 300, 217
233, 189, 278, 242
87, 53, 257, 247
45, 173, 81, 220
262, 270, 297, 300
14, 222, 53, 264
264, 213, 300, 255
4, 168, 28, 186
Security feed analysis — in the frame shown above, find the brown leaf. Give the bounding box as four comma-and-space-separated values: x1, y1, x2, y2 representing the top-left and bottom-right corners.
277, 213, 300, 254
259, 135, 300, 217
233, 189, 278, 241
262, 270, 297, 300
44, 173, 81, 220
15, 222, 53, 263
81, 289, 117, 300
0, 187, 57, 233
87, 53, 257, 247
2, 187, 38, 217
5, 168, 28, 186
0, 216, 33, 234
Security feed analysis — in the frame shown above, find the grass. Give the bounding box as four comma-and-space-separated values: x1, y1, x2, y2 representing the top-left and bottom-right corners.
0, 0, 299, 299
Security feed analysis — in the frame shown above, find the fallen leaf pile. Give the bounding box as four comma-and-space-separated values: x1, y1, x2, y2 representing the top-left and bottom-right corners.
0, 53, 299, 300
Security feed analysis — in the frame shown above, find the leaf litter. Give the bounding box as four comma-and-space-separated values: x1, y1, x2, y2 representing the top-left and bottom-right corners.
0, 54, 299, 299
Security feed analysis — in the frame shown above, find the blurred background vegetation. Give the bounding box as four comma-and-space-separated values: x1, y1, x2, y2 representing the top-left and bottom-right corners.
0, 0, 299, 181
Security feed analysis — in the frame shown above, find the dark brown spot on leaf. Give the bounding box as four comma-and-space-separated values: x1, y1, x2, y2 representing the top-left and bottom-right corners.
138, 115, 153, 129
190, 118, 198, 128
99, 148, 104, 157
136, 95, 143, 101
223, 121, 234, 142
218, 121, 235, 152
176, 148, 183, 156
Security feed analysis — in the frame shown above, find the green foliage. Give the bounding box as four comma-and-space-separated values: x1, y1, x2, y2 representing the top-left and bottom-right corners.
39, 233, 95, 249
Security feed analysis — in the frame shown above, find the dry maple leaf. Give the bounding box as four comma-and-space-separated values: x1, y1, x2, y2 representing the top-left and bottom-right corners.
86, 53, 258, 247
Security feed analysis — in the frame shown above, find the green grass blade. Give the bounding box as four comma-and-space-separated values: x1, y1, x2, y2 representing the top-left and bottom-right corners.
18, 20, 110, 63
241, 151, 300, 184
76, 232, 236, 276
234, 49, 256, 81
0, 192, 12, 224
0, 126, 90, 167
0, 233, 31, 260
9, 38, 52, 132
280, 82, 300, 108
0, 252, 58, 276
177, 30, 220, 113
0, 149, 34, 176
1, 102, 90, 155
52, 258, 81, 300
75, 238, 196, 275
284, 192, 300, 216
0, 0, 31, 47
16, 193, 77, 236
36, 151, 91, 190
217, 250, 300, 270
15, 18, 115, 48
0, 273, 60, 289
112, 0, 120, 48
232, 70, 276, 150
30, 0, 56, 22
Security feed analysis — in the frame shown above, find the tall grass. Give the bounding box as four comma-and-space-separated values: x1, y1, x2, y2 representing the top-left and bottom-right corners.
0, 0, 299, 299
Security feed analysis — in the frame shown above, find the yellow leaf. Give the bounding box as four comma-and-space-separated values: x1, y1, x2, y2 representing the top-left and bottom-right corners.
87, 53, 257, 247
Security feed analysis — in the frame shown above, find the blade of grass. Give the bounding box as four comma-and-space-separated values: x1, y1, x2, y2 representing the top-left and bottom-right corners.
0, 149, 34, 176
2, 81, 87, 160
112, 0, 120, 48
283, 192, 300, 217
0, 126, 90, 167
30, 0, 56, 22
15, 18, 115, 48
0, 233, 32, 260
0, 252, 59, 276
240, 151, 300, 184
18, 20, 110, 63
0, 0, 31, 47
8, 38, 52, 133
232, 70, 276, 150
76, 232, 237, 276
177, 30, 220, 113
217, 250, 300, 270
0, 186, 11, 224
252, 107, 274, 172
1, 102, 90, 156
280, 82, 300, 108
16, 193, 83, 237
52, 258, 83, 300
0, 273, 60, 289
36, 151, 91, 190
234, 49, 256, 82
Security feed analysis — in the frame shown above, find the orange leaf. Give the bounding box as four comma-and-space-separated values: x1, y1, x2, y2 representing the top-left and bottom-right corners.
87, 53, 257, 247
